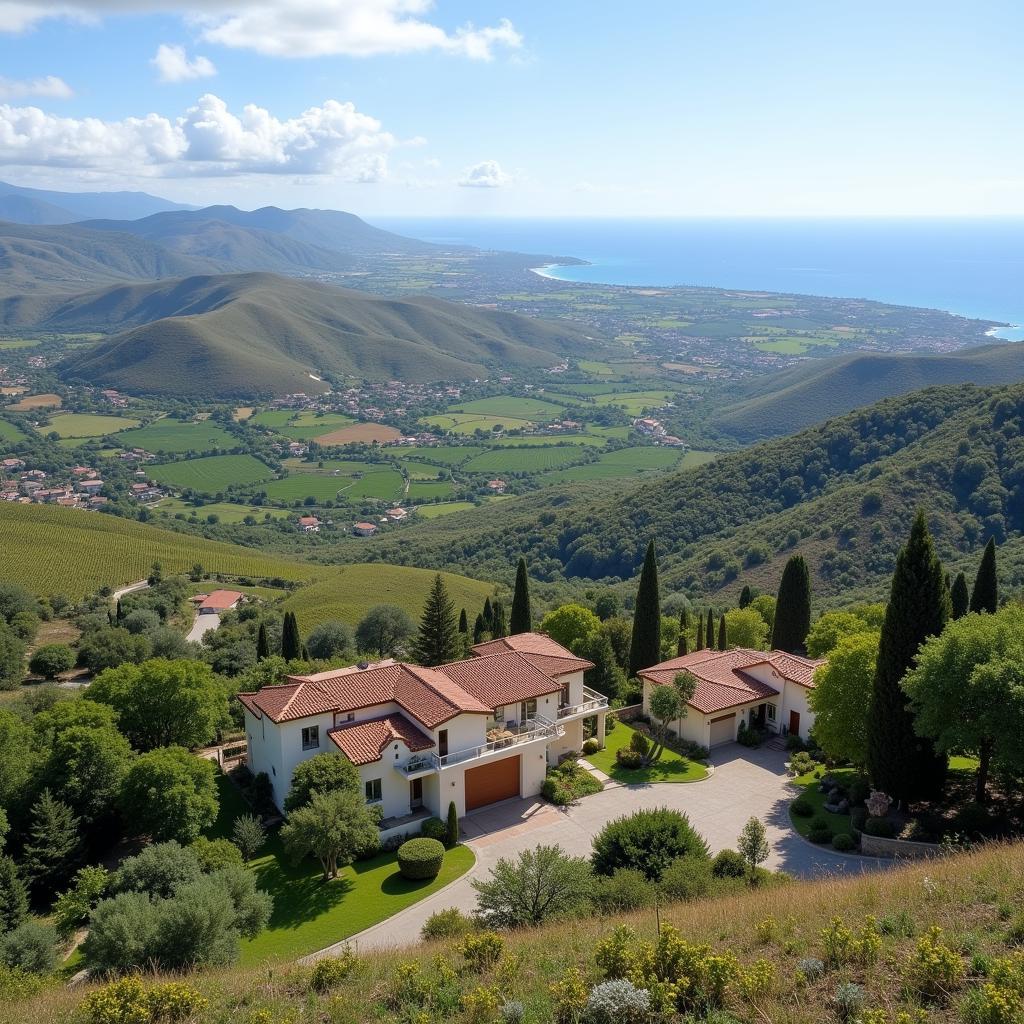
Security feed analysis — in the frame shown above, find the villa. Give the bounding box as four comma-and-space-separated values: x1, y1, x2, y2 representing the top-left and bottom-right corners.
639, 648, 824, 748
238, 633, 609, 838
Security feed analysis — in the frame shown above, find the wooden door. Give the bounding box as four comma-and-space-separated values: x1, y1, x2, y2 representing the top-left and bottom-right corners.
788, 710, 801, 737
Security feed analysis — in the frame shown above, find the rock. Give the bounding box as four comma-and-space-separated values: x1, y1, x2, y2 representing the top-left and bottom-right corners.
838, 799, 850, 813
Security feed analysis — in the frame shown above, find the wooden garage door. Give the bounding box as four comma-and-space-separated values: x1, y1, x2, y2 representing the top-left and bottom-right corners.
709, 713, 736, 747
465, 755, 521, 811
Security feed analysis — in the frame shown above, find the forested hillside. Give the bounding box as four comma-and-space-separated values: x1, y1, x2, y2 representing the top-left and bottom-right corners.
362, 382, 1024, 604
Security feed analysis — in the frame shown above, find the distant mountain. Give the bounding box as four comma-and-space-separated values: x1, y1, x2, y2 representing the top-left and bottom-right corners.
48, 272, 601, 398
0, 179, 192, 221
0, 194, 78, 225
0, 221, 223, 301
82, 205, 440, 258
710, 344, 1024, 441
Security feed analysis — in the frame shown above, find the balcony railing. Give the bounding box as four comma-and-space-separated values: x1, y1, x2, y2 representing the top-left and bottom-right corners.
556, 687, 610, 719
439, 714, 562, 768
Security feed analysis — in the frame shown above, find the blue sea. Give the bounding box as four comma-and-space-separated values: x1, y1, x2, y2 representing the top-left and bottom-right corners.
373, 217, 1024, 341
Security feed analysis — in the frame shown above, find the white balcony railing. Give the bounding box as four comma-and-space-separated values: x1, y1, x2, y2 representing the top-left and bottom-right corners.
556, 687, 610, 719
440, 714, 562, 768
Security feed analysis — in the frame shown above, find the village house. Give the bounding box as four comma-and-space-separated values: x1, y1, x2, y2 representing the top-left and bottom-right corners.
353, 521, 377, 537
193, 589, 245, 615
297, 515, 321, 533
384, 507, 409, 523
1, 458, 25, 472
639, 648, 824, 748
75, 479, 104, 495
238, 633, 608, 839
487, 479, 507, 494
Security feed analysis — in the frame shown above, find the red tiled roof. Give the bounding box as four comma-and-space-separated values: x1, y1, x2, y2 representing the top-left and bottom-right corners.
472, 632, 580, 661
638, 647, 823, 715
199, 589, 244, 610
327, 713, 434, 766
438, 651, 563, 707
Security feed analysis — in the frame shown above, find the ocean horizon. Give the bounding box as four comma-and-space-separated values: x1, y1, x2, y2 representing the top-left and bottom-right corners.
373, 216, 1024, 341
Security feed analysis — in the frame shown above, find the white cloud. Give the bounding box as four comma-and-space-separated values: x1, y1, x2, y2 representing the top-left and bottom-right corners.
151, 43, 216, 82
458, 159, 509, 188
0, 75, 73, 99
0, 93, 396, 179
0, 2, 522, 60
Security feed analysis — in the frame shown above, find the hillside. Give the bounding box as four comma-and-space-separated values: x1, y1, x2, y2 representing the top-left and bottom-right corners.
0, 193, 77, 225
712, 342, 1024, 441
6, 841, 1022, 1024
0, 178, 192, 221
361, 381, 1024, 604
50, 272, 601, 398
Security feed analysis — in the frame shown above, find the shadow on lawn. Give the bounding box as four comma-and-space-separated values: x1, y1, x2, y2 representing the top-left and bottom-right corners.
252, 847, 354, 932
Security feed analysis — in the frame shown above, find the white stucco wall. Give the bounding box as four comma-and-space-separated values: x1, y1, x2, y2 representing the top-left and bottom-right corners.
358, 742, 419, 820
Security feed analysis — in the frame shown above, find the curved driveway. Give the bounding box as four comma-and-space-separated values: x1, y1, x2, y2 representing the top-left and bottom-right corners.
327, 744, 878, 956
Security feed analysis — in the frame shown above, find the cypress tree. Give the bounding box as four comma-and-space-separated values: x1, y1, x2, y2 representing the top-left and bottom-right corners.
491, 601, 508, 640
694, 611, 704, 650
739, 585, 752, 609
256, 622, 270, 661
771, 555, 812, 654
677, 607, 689, 656
458, 609, 468, 634
301, 644, 310, 661
413, 574, 461, 666
717, 613, 727, 651
969, 537, 998, 614
677, 632, 688, 657
482, 597, 493, 630
510, 558, 532, 635
866, 510, 950, 803
705, 609, 715, 650
950, 572, 970, 620
281, 611, 301, 661
628, 540, 662, 676
473, 613, 486, 644
115, 599, 124, 622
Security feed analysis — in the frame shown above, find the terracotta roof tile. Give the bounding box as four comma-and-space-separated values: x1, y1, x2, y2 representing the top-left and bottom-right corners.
438, 651, 562, 707
472, 632, 579, 660
327, 714, 434, 766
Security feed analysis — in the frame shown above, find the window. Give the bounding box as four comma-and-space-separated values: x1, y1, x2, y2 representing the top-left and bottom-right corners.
438, 729, 449, 758
365, 778, 382, 803
336, 712, 354, 725
493, 707, 504, 723
301, 725, 319, 750
767, 704, 777, 722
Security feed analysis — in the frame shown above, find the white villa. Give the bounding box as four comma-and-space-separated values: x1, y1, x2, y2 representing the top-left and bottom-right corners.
639, 648, 824, 748
238, 633, 609, 838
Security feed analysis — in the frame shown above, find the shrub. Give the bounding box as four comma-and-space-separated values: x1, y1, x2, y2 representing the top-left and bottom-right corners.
190, 836, 243, 873
851, 807, 869, 832
582, 737, 600, 755
954, 802, 993, 837
79, 976, 206, 1024
791, 797, 814, 817
864, 816, 897, 838
308, 950, 357, 992
584, 978, 651, 1024
785, 734, 806, 751
790, 752, 815, 775
420, 817, 447, 842
422, 907, 474, 941
550, 966, 588, 1024
614, 749, 644, 769
396, 838, 445, 881
459, 931, 504, 973
711, 849, 748, 878
28, 644, 75, 680
0, 920, 58, 973
592, 807, 709, 881
593, 868, 656, 914
906, 926, 964, 998
629, 730, 650, 757
808, 827, 832, 844
659, 856, 713, 902
500, 999, 525, 1024
834, 982, 866, 1021
446, 801, 459, 848
797, 956, 825, 981
832, 833, 855, 852
848, 776, 870, 805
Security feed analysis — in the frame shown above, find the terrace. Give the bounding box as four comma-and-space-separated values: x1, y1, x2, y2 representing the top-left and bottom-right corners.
556, 686, 609, 720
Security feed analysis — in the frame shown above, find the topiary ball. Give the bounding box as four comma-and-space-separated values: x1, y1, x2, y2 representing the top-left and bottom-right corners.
397, 837, 445, 880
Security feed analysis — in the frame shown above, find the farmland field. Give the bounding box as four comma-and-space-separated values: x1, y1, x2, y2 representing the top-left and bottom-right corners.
394, 446, 486, 466
591, 390, 675, 414
249, 410, 295, 428
148, 454, 272, 492
272, 412, 356, 441
540, 446, 682, 484
398, 459, 446, 479
262, 474, 347, 503
0, 338, 39, 349
407, 480, 455, 501
341, 469, 404, 500
114, 419, 239, 454
281, 563, 493, 632
315, 423, 402, 445
0, 418, 27, 443
492, 433, 606, 448
448, 396, 565, 419
462, 446, 590, 474
8, 393, 61, 411
0, 503, 318, 598
44, 413, 141, 437
414, 501, 478, 519
420, 413, 534, 435
156, 498, 292, 524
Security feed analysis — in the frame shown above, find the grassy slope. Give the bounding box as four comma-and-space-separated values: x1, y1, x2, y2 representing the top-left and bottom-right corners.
13, 841, 1024, 1024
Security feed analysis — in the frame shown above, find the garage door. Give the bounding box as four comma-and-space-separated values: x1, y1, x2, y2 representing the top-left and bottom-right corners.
465, 755, 521, 811
709, 713, 736, 747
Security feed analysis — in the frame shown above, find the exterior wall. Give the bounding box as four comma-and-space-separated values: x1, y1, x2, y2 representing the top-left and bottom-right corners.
357, 744, 418, 821
779, 682, 815, 739
439, 740, 549, 818
432, 712, 488, 755
548, 718, 584, 763
275, 712, 335, 810
560, 670, 586, 708
492, 690, 559, 728
244, 708, 285, 807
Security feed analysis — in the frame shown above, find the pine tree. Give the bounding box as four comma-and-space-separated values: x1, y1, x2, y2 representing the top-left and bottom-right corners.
0, 855, 27, 934
458, 609, 468, 634
717, 613, 727, 651
413, 574, 461, 667
628, 540, 662, 676
281, 611, 301, 661
739, 585, 752, 609
509, 558, 532, 635
22, 790, 81, 901
491, 601, 508, 640
950, 572, 970, 620
256, 622, 270, 661
866, 510, 950, 803
969, 537, 998, 614
771, 556, 812, 654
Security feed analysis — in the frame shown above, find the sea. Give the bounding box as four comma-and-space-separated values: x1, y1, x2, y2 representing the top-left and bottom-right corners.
373, 217, 1024, 341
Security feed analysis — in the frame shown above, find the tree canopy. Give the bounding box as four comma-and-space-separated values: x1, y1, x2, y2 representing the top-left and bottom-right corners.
771, 556, 811, 654
628, 540, 662, 676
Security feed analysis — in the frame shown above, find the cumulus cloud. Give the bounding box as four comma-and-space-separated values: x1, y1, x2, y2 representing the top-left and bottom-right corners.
0, 1, 522, 60
458, 159, 509, 188
0, 93, 396, 179
151, 43, 216, 82
0, 75, 73, 100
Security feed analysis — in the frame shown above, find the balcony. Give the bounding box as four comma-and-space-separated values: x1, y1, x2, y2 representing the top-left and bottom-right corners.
394, 753, 439, 779
556, 687, 609, 720
438, 714, 563, 769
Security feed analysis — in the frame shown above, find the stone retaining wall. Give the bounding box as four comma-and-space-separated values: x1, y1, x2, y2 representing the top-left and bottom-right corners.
859, 833, 942, 859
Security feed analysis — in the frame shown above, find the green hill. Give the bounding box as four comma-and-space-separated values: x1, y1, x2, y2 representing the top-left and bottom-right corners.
361, 381, 1024, 604
712, 343, 1024, 441
50, 272, 602, 398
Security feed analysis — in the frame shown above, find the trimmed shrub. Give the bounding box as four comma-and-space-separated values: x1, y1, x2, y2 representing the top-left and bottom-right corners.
790, 752, 815, 775
629, 730, 650, 756
396, 838, 445, 881
832, 833, 855, 852
864, 816, 897, 838
592, 807, 710, 881
658, 856, 713, 902
582, 738, 600, 755
711, 849, 747, 879
614, 749, 644, 769
420, 818, 447, 842
584, 979, 651, 1024
808, 826, 833, 844
446, 801, 459, 848
421, 907, 474, 941
791, 797, 814, 817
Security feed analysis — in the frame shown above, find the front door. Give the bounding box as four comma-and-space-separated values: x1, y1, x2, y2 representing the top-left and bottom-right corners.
788, 710, 801, 737
410, 778, 423, 809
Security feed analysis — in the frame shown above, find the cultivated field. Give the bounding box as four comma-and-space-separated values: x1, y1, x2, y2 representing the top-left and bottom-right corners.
148, 454, 272, 491
156, 498, 293, 524
8, 393, 61, 411
414, 500, 478, 519
393, 445, 486, 465
43, 412, 140, 437
316, 422, 402, 444
0, 417, 27, 442
114, 419, 239, 454
420, 412, 535, 435
407, 480, 455, 501
262, 474, 346, 503
462, 445, 590, 474
448, 395, 566, 419
592, 389, 675, 414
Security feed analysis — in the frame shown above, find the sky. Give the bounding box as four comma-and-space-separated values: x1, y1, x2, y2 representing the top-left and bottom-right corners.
0, 0, 1021, 217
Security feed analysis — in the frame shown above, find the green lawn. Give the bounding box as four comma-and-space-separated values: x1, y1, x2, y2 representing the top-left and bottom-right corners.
789, 766, 859, 839
209, 774, 475, 965
586, 721, 709, 785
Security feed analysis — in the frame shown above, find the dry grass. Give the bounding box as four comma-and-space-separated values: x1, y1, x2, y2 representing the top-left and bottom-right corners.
315, 422, 403, 445
7, 842, 1024, 1024
8, 393, 61, 410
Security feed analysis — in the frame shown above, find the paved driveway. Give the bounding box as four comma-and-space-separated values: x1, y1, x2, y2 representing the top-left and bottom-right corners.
326, 744, 877, 956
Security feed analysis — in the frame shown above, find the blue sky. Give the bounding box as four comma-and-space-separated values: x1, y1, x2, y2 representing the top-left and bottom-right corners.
0, 1, 1020, 216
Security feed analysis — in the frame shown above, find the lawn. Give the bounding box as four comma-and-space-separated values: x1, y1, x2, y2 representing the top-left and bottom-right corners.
115, 419, 239, 454
789, 766, 859, 839
208, 774, 474, 965
586, 721, 709, 785
148, 454, 273, 492
44, 412, 140, 437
